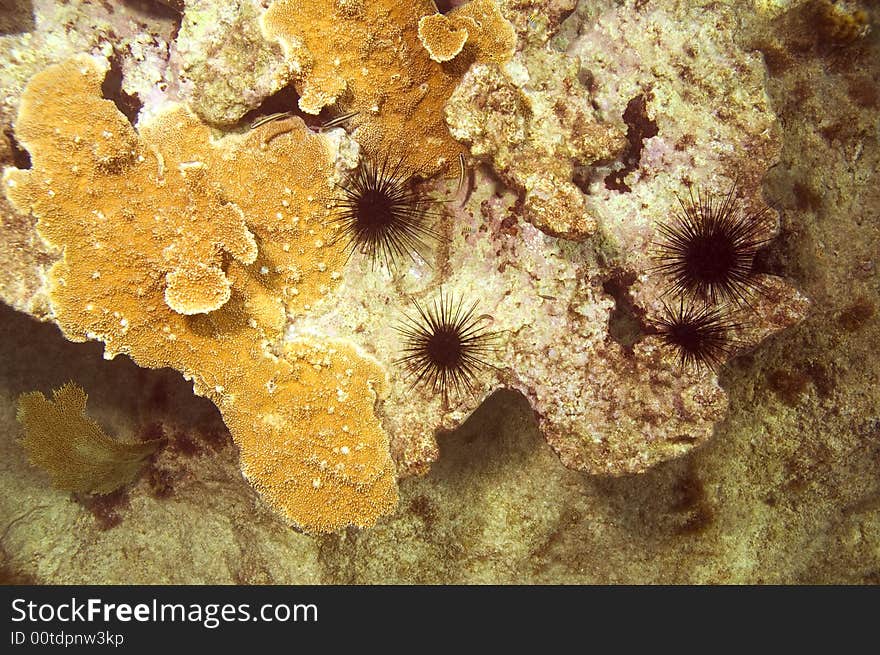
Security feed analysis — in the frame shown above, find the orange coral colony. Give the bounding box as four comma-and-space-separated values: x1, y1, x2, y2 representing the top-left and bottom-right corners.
418, 1, 516, 64
419, 14, 471, 63
3, 56, 397, 533
242, 339, 398, 532
261, 0, 515, 170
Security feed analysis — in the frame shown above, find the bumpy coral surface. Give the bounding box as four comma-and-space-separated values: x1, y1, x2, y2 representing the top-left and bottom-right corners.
419, 14, 471, 63
176, 0, 293, 125
1, 0, 811, 533
3, 56, 396, 532
298, 0, 809, 476
0, 0, 180, 316
446, 56, 625, 238
261, 0, 514, 169
1, 0, 877, 586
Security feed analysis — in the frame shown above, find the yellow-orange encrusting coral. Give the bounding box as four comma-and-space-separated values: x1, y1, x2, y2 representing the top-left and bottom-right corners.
418, 2, 516, 65
233, 339, 397, 532
261, 0, 515, 171
418, 14, 470, 63
164, 263, 234, 316
444, 0, 517, 65
3, 56, 397, 532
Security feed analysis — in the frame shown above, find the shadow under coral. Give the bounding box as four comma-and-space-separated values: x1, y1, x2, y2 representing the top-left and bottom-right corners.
0, 302, 226, 434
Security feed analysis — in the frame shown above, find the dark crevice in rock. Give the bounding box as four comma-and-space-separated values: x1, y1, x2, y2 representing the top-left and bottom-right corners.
604, 94, 659, 193
241, 84, 360, 134
152, 0, 185, 13
118, 0, 182, 21
435, 1, 467, 15
602, 270, 648, 353
0, 0, 35, 35
572, 162, 608, 195
116, 0, 183, 39
3, 127, 31, 170
239, 83, 307, 128
752, 205, 818, 284
101, 52, 143, 126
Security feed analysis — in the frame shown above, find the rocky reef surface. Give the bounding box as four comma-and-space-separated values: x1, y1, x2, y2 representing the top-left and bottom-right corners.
0, 0, 878, 581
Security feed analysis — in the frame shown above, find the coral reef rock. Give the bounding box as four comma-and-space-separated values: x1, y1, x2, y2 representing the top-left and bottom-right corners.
261, 0, 514, 170
176, 0, 294, 126
0, 0, 811, 534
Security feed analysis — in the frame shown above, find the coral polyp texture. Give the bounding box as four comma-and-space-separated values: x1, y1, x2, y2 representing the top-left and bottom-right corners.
261, 0, 515, 169
0, 0, 812, 532
2, 56, 396, 533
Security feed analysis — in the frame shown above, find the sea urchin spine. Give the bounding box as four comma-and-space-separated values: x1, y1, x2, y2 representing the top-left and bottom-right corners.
652, 300, 740, 372
330, 155, 439, 269
654, 184, 771, 305
395, 292, 498, 401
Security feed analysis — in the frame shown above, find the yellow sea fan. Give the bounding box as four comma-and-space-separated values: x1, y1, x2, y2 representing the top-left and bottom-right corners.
16, 382, 162, 495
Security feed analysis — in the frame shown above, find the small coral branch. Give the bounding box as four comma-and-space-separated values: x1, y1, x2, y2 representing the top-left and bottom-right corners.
16, 382, 162, 495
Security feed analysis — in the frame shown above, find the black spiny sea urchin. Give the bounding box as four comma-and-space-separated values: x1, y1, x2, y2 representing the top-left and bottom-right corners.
330, 155, 439, 268
652, 300, 740, 372
654, 184, 771, 305
395, 292, 498, 401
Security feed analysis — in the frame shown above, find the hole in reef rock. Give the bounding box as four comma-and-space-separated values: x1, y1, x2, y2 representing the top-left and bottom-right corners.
119, 0, 183, 21
604, 94, 659, 193
572, 164, 606, 195
751, 235, 787, 277
0, 0, 35, 35
435, 1, 467, 14
114, 2, 183, 40
2, 127, 31, 169
602, 270, 648, 354
101, 52, 143, 126
240, 83, 309, 128
242, 84, 360, 134
153, 0, 185, 14
751, 217, 819, 285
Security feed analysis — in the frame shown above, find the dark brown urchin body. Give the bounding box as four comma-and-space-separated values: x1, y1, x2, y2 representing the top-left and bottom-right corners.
330, 156, 438, 268
652, 301, 740, 372
395, 292, 498, 401
654, 184, 771, 305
